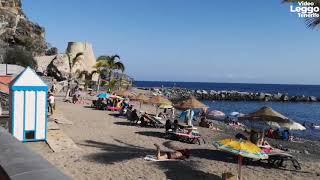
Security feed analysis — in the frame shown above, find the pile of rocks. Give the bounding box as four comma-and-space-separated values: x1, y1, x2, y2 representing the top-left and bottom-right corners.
35, 42, 97, 81
143, 88, 320, 102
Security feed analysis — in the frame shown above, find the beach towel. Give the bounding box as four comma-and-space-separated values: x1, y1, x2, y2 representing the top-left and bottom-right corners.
144, 155, 178, 162
107, 106, 122, 111
174, 132, 201, 138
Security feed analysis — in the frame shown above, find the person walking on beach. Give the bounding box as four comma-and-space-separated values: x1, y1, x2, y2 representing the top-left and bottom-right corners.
186, 109, 194, 126
48, 93, 55, 115
50, 83, 56, 93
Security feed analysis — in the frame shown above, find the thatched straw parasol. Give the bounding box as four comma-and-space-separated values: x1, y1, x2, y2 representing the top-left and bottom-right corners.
238, 106, 290, 123
148, 95, 172, 116
174, 96, 207, 126
149, 96, 172, 106
174, 96, 207, 110
279, 121, 305, 131
132, 93, 149, 102
239, 106, 305, 139
132, 93, 150, 109
114, 90, 136, 98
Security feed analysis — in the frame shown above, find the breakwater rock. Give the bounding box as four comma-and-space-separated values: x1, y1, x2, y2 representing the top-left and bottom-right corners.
140, 87, 320, 103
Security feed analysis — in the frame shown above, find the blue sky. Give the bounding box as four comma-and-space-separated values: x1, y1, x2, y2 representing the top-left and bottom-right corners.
23, 0, 320, 84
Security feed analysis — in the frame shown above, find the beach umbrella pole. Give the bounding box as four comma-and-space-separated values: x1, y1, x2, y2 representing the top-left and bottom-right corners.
262, 129, 265, 143
156, 106, 159, 117
238, 156, 242, 180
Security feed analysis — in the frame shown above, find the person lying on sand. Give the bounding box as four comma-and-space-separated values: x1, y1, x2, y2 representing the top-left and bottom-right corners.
199, 118, 221, 131
199, 117, 211, 128
257, 139, 272, 149
154, 144, 190, 160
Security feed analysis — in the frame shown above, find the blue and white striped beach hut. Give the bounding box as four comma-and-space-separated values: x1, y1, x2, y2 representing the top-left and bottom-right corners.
9, 67, 48, 142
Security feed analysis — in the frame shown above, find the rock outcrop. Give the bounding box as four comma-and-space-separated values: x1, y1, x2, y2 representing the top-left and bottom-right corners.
0, 0, 47, 54
35, 42, 96, 81
34, 55, 56, 73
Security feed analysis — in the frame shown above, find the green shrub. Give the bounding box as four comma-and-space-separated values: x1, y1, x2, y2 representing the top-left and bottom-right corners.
4, 47, 38, 69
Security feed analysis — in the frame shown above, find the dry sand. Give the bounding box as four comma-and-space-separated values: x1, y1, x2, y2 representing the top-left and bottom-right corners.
26, 95, 320, 180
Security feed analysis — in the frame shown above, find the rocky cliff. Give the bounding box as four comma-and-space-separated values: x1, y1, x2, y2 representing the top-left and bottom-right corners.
0, 0, 47, 55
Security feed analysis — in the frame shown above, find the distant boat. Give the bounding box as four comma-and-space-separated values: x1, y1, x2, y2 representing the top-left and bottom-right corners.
312, 125, 320, 130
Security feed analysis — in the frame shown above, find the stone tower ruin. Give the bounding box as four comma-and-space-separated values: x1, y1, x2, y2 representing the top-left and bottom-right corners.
66, 42, 96, 72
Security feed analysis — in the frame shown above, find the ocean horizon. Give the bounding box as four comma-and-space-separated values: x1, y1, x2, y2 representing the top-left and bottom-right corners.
135, 80, 320, 86
134, 81, 320, 97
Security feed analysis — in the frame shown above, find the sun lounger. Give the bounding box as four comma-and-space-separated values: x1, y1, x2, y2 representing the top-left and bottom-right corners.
92, 100, 108, 110
140, 114, 165, 128
175, 123, 198, 131
144, 155, 178, 162
265, 151, 301, 170
256, 148, 301, 170
107, 106, 122, 111
168, 131, 205, 145
150, 116, 166, 127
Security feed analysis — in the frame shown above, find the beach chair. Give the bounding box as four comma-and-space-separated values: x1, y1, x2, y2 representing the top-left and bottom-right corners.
169, 131, 205, 145
140, 114, 165, 128
252, 148, 301, 170
107, 106, 122, 111
149, 116, 166, 128
265, 151, 301, 170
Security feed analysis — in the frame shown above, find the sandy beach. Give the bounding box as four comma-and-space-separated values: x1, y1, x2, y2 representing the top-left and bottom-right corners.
2, 1, 320, 180
23, 92, 320, 180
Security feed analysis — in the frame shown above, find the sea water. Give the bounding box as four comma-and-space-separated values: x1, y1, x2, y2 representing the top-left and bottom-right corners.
135, 81, 320, 141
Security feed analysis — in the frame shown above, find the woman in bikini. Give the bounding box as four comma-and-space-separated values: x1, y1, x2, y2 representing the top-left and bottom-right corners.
154, 144, 190, 160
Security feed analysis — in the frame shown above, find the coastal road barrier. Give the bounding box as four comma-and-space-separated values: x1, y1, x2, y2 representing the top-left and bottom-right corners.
0, 127, 71, 180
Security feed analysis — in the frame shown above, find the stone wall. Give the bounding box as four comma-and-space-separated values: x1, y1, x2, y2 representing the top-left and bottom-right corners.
0, 127, 71, 179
